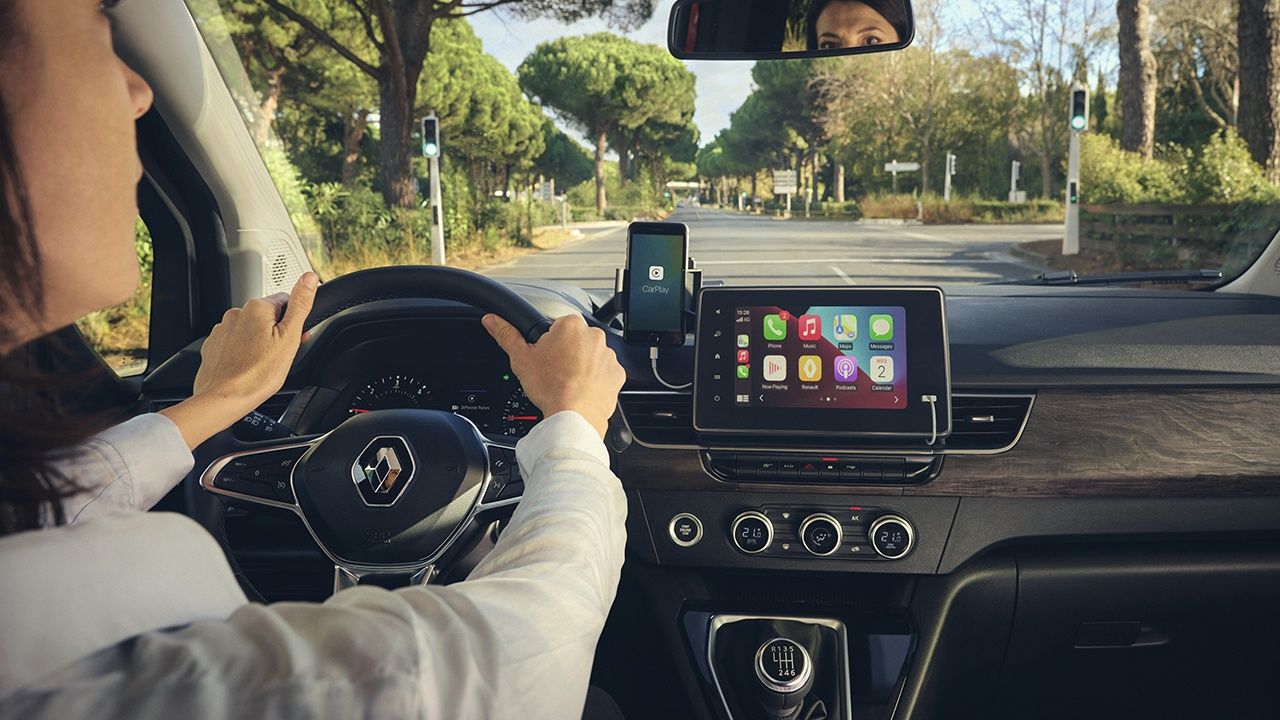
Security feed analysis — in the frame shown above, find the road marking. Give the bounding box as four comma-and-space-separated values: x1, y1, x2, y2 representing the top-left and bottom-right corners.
831, 266, 856, 285
694, 257, 1008, 266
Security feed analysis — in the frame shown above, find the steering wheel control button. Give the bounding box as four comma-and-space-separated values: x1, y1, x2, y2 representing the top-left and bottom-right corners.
668, 513, 704, 547
799, 513, 843, 556
869, 515, 915, 559
495, 478, 524, 502
754, 638, 812, 694
488, 447, 515, 481
731, 511, 774, 554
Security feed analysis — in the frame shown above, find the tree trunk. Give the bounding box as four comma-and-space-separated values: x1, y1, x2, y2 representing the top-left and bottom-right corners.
340, 110, 369, 187
253, 66, 285, 147
1239, 0, 1280, 182
1117, 0, 1157, 158
377, 71, 420, 208
594, 124, 608, 215
834, 157, 845, 203
617, 134, 631, 184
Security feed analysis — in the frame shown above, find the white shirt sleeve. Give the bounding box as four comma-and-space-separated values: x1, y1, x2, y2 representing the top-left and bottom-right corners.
8, 411, 627, 720
52, 413, 194, 524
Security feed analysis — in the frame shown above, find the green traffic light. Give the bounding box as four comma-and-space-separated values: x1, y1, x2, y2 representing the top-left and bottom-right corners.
1071, 115, 1086, 131
423, 141, 439, 158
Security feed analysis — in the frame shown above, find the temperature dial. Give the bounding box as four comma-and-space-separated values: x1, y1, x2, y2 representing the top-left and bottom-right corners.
731, 511, 773, 554
869, 515, 915, 559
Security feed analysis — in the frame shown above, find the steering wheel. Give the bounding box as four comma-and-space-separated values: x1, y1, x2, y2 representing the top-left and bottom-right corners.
189, 266, 552, 593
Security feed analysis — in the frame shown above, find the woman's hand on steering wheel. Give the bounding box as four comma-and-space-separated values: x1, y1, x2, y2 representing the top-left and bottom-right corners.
161, 272, 320, 449
483, 313, 625, 440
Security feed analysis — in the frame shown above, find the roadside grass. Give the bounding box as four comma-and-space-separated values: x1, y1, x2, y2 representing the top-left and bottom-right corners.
859, 194, 1064, 224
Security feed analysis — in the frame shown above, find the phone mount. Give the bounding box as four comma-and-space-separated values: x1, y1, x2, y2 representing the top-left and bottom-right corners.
597, 258, 701, 333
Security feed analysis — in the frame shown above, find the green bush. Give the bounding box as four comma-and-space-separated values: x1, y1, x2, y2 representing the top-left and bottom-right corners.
564, 163, 667, 219
1079, 134, 1185, 204
1183, 131, 1280, 204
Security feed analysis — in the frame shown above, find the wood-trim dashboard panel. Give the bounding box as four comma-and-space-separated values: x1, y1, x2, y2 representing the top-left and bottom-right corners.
617, 389, 1280, 498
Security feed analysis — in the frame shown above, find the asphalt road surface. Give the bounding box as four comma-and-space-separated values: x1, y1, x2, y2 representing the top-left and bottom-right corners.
482, 206, 1062, 290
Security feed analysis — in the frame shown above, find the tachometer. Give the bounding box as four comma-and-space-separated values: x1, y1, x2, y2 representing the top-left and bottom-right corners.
501, 386, 542, 437
347, 375, 432, 418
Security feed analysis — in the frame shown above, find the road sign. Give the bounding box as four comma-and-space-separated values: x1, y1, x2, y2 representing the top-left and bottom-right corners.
883, 161, 920, 173
772, 170, 798, 194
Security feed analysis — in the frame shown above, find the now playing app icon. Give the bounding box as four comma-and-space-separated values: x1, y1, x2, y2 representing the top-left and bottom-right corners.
834, 355, 858, 382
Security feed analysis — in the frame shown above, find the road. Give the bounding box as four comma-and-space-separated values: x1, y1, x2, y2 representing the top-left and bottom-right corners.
480, 207, 1062, 289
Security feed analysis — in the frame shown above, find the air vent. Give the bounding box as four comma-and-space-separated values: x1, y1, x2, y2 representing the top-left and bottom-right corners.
946, 394, 1034, 452
619, 391, 697, 447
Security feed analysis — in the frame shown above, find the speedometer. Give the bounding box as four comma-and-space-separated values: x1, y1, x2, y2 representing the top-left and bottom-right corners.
501, 387, 542, 437
348, 375, 432, 418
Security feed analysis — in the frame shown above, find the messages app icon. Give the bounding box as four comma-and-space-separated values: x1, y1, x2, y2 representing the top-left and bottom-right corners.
763, 314, 787, 341
869, 314, 894, 341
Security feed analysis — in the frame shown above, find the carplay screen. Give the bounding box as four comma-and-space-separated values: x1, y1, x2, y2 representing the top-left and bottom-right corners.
733, 305, 908, 410
626, 232, 686, 332
694, 288, 950, 438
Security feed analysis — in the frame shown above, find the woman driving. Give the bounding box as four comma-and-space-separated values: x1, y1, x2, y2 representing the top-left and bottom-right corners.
0, 1, 627, 718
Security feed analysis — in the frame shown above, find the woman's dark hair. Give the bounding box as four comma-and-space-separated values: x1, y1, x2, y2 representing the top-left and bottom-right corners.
0, 4, 111, 535
806, 0, 911, 51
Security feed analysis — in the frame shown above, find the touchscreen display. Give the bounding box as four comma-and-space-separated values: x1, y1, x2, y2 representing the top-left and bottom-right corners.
733, 305, 907, 410
694, 287, 950, 438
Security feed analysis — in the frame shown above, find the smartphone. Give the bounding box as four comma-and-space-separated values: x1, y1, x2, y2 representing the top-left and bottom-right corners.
624, 221, 689, 347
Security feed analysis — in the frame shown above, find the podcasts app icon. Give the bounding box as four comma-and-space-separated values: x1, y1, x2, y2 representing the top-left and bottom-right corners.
834, 355, 858, 382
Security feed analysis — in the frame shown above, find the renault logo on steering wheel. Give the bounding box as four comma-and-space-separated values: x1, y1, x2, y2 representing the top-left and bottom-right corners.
351, 436, 415, 507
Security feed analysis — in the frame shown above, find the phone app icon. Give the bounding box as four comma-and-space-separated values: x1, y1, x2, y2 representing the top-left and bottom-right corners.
763, 355, 787, 382
833, 314, 857, 342
736, 364, 750, 379
834, 355, 858, 382
648, 265, 664, 281
798, 355, 822, 382
736, 333, 750, 348
870, 356, 894, 383
763, 314, 787, 341
798, 314, 822, 341
869, 314, 894, 341
736, 349, 750, 364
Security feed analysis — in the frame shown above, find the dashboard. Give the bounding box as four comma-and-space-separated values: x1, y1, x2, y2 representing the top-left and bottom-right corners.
288, 314, 541, 440
141, 278, 1280, 720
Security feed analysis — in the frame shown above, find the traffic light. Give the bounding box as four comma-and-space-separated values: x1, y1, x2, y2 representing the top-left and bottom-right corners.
421, 116, 440, 159
947, 153, 957, 176
1070, 87, 1089, 132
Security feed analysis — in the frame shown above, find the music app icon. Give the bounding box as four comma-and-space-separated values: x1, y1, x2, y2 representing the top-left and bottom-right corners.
798, 314, 822, 341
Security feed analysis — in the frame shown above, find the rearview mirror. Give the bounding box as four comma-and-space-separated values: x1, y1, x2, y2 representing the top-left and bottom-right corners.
667, 0, 914, 60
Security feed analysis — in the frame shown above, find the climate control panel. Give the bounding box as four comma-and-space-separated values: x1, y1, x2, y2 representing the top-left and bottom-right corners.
729, 505, 914, 560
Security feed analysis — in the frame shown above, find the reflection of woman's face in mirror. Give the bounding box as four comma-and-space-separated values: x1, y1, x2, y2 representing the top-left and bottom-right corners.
811, 0, 902, 50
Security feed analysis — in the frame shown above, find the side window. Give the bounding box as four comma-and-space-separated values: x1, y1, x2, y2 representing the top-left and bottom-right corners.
76, 218, 152, 376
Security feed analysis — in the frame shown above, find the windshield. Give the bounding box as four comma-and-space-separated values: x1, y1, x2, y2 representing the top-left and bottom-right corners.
186, 0, 1280, 290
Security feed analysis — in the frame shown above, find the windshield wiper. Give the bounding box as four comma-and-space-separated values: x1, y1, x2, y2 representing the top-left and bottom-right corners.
999, 268, 1223, 287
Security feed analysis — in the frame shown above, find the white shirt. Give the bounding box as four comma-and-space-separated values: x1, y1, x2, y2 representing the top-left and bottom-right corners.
0, 411, 626, 719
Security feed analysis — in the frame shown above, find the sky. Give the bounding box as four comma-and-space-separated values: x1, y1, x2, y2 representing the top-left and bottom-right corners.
467, 1, 1122, 152
468, 6, 755, 147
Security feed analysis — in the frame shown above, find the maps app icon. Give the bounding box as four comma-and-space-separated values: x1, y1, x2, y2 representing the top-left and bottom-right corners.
833, 314, 857, 342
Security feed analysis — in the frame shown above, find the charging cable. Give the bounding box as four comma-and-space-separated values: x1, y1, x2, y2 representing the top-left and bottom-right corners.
650, 346, 692, 390
922, 394, 939, 446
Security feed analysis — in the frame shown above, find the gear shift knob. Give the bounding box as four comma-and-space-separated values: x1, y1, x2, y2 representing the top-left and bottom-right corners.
752, 637, 814, 719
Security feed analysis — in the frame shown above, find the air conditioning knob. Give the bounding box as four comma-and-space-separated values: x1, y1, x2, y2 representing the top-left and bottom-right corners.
868, 514, 914, 559
731, 511, 773, 554
799, 513, 842, 556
